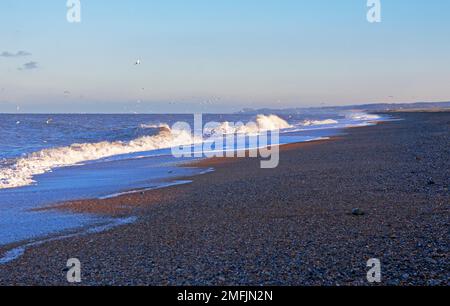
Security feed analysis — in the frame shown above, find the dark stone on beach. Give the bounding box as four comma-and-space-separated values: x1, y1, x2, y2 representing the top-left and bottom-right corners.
428, 279, 441, 286
351, 208, 365, 216
425, 257, 437, 265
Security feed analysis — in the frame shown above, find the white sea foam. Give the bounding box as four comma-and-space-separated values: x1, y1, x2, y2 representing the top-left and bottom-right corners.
345, 112, 381, 121
139, 123, 170, 130
0, 114, 291, 190
255, 114, 292, 130
0, 126, 194, 189
204, 114, 291, 136
301, 119, 339, 126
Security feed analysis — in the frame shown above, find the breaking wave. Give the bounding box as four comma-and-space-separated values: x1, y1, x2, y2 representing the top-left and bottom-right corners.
139, 123, 170, 130
345, 113, 381, 121
204, 114, 292, 136
0, 125, 194, 190
0, 114, 291, 190
301, 119, 339, 126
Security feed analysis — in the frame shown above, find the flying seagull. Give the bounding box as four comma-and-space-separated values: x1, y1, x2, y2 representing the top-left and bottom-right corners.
134, 59, 141, 65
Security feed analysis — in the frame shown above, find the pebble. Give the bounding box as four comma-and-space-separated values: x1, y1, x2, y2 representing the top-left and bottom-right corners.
352, 208, 365, 216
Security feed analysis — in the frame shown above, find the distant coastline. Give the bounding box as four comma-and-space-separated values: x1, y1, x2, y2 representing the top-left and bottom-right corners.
238, 101, 450, 115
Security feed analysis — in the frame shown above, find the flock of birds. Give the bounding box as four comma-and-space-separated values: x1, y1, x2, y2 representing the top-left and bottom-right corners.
3, 56, 404, 119
4, 58, 239, 116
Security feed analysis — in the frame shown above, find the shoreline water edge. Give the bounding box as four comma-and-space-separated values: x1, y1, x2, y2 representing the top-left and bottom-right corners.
0, 112, 448, 285
0, 112, 388, 260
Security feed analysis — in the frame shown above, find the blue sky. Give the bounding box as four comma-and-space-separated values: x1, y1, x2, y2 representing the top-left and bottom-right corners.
0, 0, 449, 113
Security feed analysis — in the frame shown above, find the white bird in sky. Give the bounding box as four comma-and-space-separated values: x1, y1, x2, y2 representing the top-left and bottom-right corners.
134, 59, 141, 65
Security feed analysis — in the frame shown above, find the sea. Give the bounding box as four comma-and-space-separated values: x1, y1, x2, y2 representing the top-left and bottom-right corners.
0, 111, 384, 263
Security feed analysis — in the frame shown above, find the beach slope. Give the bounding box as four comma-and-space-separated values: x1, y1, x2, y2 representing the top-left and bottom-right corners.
0, 112, 448, 286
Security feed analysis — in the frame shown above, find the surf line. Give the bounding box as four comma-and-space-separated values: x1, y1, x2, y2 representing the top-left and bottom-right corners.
170, 114, 284, 169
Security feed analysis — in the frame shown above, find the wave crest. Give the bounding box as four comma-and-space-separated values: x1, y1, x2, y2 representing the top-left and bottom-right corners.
301, 119, 339, 126
0, 114, 290, 190
0, 126, 193, 189
204, 114, 291, 136
345, 113, 381, 121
